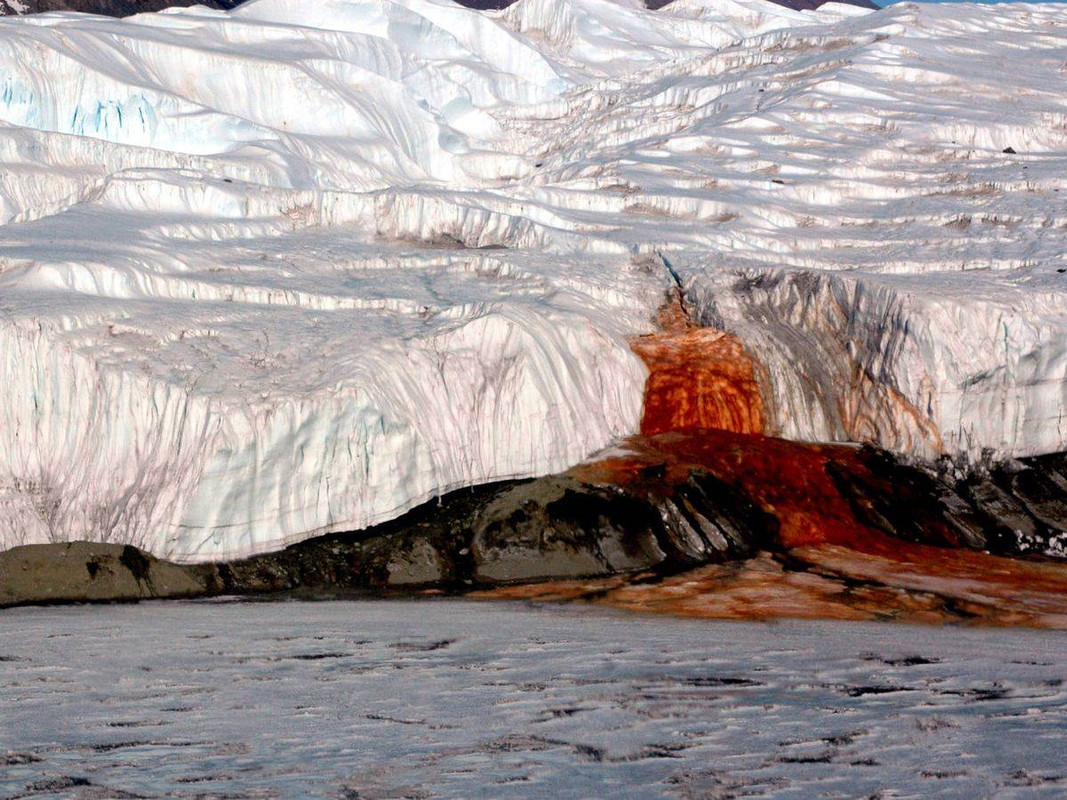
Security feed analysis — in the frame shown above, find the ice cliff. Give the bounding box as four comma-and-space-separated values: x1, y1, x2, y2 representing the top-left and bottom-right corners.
1, 0, 1065, 560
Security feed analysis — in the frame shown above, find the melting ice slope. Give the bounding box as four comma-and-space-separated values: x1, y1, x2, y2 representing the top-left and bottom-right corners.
0, 0, 1065, 560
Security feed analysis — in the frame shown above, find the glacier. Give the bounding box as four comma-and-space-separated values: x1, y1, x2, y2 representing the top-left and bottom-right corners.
0, 0, 1065, 561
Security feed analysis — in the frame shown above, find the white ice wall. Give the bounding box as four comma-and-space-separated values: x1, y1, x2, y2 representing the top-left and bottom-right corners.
686, 268, 1067, 459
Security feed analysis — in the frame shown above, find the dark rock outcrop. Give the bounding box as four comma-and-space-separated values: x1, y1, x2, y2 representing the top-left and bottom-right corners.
0, 458, 769, 607
0, 541, 207, 607
217, 464, 772, 597
830, 447, 1067, 559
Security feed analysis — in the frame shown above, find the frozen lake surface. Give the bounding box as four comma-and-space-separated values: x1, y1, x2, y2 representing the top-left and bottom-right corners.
1, 600, 1066, 798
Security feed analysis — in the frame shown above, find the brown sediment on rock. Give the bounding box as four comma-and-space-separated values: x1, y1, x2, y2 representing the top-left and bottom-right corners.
574, 429, 1062, 564
483, 429, 1067, 628
475, 546, 1067, 628
787, 544, 1067, 627
572, 431, 886, 551
630, 294, 764, 437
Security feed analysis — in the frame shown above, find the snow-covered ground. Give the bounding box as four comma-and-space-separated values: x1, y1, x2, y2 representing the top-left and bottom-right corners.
1, 600, 1065, 797
1, 0, 1066, 559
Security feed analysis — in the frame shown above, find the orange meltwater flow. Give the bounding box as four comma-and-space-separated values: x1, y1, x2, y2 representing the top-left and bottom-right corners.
626, 296, 959, 554
629, 294, 764, 437
510, 298, 1067, 627
626, 294, 896, 551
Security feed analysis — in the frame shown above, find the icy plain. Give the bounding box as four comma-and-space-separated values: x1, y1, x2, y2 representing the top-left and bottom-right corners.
1, 0, 1066, 559
1, 600, 1066, 797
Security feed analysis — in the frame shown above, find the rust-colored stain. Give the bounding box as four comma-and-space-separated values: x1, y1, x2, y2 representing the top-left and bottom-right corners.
572, 430, 878, 550
481, 430, 1067, 627
476, 546, 1067, 628
630, 296, 764, 436
478, 298, 1067, 628
840, 361, 945, 455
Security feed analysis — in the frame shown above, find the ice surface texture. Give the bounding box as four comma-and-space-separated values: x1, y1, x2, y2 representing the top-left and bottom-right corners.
1, 0, 1066, 559
2, 600, 1067, 797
